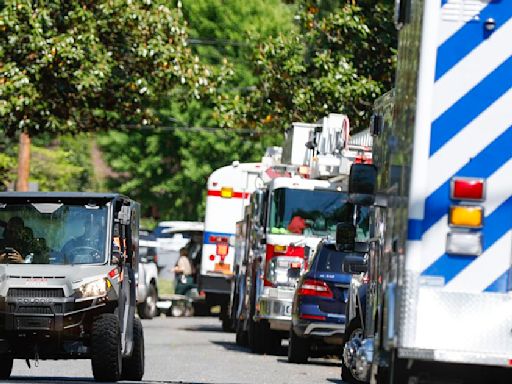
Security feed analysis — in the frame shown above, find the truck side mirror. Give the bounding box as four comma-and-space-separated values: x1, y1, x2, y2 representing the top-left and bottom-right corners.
336, 223, 356, 252
349, 163, 377, 206
253, 189, 266, 227
370, 114, 383, 136
342, 254, 368, 274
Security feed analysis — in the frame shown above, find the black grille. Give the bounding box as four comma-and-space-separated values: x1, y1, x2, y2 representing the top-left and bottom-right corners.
7, 288, 64, 298
17, 306, 52, 315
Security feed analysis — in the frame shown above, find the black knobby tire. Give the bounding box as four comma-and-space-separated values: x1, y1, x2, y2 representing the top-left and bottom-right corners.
288, 328, 309, 364
0, 355, 13, 379
138, 285, 157, 320
91, 314, 122, 382
121, 317, 145, 381
341, 317, 365, 383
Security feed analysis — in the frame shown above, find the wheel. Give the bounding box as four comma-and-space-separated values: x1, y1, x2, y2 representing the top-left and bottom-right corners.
235, 320, 248, 347
249, 319, 266, 354
288, 328, 309, 364
341, 317, 366, 383
121, 317, 145, 381
171, 302, 185, 317
0, 355, 13, 379
138, 285, 157, 319
220, 303, 233, 332
221, 316, 232, 332
91, 314, 122, 382
265, 330, 282, 355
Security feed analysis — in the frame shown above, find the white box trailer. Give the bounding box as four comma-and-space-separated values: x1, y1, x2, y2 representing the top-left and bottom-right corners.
342, 1, 512, 383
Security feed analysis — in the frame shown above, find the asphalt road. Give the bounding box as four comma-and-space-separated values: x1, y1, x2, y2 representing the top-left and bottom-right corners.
5, 316, 343, 384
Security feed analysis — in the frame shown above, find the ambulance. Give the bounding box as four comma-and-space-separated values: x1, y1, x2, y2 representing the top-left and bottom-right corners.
340, 1, 512, 383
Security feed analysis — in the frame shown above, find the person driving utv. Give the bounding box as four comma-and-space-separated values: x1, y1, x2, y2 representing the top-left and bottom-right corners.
61, 216, 105, 264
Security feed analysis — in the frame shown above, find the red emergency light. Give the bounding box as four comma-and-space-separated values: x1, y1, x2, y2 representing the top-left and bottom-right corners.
450, 178, 485, 201
209, 235, 229, 243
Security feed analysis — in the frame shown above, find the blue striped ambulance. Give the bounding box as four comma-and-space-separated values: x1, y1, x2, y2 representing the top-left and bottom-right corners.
341, 1, 512, 383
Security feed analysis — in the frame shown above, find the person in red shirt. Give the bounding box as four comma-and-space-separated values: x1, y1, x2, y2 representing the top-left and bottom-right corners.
288, 216, 306, 234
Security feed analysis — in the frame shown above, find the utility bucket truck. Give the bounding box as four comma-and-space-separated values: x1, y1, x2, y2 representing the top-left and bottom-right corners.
341, 1, 512, 383
233, 114, 372, 354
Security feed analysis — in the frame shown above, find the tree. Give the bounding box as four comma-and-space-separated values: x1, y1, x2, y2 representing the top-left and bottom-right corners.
98, 0, 296, 220
217, 0, 397, 133
0, 0, 220, 187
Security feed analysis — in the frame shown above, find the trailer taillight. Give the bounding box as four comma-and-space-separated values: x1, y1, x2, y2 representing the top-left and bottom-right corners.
450, 178, 485, 201
449, 206, 483, 228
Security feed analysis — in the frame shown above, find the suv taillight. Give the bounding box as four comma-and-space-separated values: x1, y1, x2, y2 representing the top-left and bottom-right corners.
298, 279, 333, 299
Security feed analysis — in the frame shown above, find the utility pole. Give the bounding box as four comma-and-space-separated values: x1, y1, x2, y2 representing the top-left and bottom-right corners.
16, 131, 30, 192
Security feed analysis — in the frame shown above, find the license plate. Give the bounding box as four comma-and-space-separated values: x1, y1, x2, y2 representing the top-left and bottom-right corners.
214, 263, 231, 274
284, 305, 292, 316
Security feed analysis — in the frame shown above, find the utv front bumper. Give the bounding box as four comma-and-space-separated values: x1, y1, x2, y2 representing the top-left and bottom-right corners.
0, 289, 111, 333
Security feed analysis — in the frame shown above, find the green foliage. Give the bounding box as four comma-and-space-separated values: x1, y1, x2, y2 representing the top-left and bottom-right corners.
0, 0, 220, 137
218, 0, 397, 133
0, 153, 16, 190
99, 0, 294, 220
30, 134, 98, 191
181, 0, 296, 87
0, 133, 100, 192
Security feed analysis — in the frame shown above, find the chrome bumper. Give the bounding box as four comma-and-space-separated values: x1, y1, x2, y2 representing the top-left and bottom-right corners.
255, 287, 294, 330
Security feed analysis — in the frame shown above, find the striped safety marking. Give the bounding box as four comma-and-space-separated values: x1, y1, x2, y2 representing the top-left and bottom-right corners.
408, 0, 512, 293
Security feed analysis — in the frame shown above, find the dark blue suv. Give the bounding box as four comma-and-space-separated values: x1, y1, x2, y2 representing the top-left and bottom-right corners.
288, 240, 365, 363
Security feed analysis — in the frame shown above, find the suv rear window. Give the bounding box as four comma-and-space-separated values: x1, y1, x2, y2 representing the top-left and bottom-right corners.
315, 245, 346, 273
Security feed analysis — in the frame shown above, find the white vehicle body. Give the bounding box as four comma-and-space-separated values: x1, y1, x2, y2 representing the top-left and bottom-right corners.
200, 162, 265, 300
154, 221, 204, 280
343, 1, 512, 383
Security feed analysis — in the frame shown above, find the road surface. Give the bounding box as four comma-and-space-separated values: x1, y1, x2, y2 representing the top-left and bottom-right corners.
7, 316, 343, 384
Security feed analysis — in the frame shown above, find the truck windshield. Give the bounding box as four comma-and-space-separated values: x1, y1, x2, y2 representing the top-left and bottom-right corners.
0, 203, 108, 265
269, 188, 367, 238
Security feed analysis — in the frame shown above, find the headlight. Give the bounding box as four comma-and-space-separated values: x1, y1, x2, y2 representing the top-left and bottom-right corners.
77, 278, 108, 298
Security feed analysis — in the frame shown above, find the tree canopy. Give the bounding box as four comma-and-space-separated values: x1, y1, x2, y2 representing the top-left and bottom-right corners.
218, 0, 397, 133
0, 0, 219, 137
97, 0, 296, 220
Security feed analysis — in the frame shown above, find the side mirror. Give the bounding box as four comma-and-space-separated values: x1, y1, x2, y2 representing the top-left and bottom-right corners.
336, 223, 356, 252
349, 163, 377, 206
342, 254, 368, 274
253, 189, 266, 226
370, 114, 383, 136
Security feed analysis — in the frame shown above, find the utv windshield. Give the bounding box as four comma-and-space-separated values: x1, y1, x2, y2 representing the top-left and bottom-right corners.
269, 188, 369, 239
0, 203, 108, 265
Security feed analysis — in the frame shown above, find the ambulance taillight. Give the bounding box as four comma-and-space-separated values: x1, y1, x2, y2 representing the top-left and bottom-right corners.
446, 177, 486, 256
450, 178, 485, 201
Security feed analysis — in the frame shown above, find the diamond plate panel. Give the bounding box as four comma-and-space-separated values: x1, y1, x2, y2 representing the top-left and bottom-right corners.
414, 288, 512, 355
